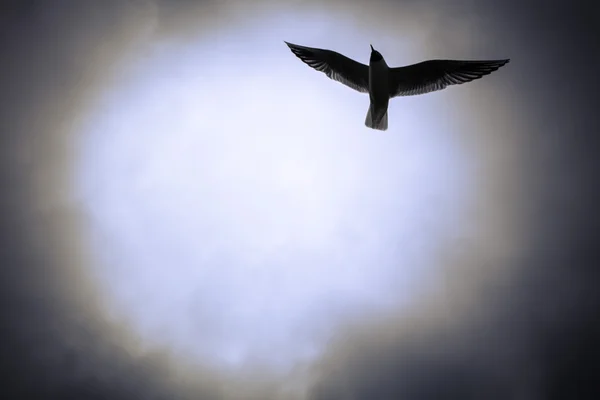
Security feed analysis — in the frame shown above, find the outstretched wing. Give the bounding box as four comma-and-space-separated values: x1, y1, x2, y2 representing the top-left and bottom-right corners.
285, 41, 369, 93
389, 59, 510, 98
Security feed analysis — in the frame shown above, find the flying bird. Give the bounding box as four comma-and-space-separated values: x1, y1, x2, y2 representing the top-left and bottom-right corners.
284, 42, 509, 131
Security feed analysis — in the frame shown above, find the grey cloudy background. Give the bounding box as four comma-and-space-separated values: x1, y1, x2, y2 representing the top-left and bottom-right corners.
1, 0, 598, 399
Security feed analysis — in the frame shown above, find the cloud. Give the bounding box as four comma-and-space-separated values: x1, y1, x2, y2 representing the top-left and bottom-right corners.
0, 0, 598, 399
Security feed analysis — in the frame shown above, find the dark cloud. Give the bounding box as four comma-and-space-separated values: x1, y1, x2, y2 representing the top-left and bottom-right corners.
1, 0, 598, 399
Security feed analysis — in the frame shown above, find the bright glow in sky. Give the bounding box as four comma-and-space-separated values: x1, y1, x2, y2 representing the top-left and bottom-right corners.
76, 14, 473, 373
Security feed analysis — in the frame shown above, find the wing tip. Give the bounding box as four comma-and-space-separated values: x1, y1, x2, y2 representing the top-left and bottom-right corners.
284, 41, 299, 49
283, 41, 295, 51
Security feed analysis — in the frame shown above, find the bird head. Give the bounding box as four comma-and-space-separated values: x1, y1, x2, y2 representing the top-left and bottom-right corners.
369, 44, 383, 62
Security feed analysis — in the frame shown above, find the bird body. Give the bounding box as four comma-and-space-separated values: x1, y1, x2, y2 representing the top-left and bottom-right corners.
367, 45, 390, 130
284, 41, 509, 131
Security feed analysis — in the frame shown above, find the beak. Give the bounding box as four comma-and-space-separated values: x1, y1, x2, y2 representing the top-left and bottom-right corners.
370, 44, 374, 51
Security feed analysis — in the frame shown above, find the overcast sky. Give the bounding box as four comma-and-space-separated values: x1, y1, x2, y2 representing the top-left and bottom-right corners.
1, 0, 598, 399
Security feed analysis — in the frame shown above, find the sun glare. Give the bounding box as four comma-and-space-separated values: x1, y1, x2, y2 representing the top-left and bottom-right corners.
75, 15, 473, 373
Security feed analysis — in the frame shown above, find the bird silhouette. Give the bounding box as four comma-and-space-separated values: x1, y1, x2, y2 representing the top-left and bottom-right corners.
285, 42, 509, 131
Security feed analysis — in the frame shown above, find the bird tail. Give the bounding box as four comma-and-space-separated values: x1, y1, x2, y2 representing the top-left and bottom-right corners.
365, 105, 388, 131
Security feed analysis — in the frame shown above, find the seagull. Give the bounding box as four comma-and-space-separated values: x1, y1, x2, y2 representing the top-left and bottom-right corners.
284, 42, 509, 131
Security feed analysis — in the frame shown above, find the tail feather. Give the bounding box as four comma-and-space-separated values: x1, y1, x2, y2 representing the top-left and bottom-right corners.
365, 106, 388, 131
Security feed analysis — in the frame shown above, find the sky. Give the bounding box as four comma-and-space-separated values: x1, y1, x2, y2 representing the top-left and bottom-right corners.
0, 0, 598, 399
